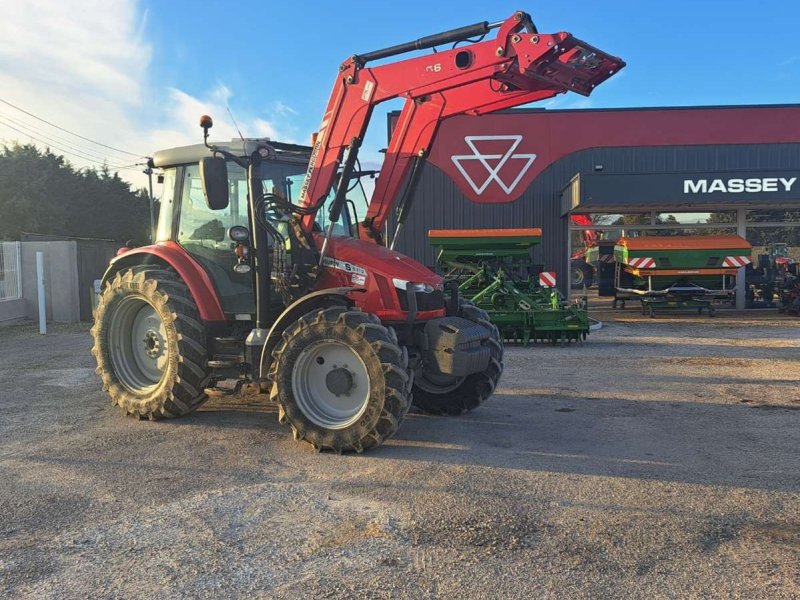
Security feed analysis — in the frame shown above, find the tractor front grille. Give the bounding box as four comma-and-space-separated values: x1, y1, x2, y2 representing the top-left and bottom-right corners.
398, 288, 445, 312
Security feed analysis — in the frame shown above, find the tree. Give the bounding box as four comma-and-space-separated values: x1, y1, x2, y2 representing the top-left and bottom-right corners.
0, 143, 151, 242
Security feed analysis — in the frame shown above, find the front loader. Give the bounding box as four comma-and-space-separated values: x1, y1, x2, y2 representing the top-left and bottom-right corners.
91, 10, 624, 452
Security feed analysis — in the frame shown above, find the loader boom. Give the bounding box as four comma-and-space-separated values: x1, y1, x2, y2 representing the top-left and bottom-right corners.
297, 10, 624, 242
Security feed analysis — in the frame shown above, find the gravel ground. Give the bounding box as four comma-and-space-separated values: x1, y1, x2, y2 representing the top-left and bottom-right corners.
0, 311, 798, 599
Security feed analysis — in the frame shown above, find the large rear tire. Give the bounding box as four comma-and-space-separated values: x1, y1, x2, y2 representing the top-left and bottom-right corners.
91, 267, 211, 419
571, 264, 585, 289
411, 302, 503, 415
571, 263, 594, 289
269, 306, 410, 452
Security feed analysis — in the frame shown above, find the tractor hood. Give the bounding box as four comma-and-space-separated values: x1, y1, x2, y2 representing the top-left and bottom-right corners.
321, 235, 442, 287
311, 234, 446, 322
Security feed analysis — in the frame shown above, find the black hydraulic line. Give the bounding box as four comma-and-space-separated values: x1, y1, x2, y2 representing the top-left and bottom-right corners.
518, 12, 537, 34
247, 150, 271, 330
319, 138, 362, 263
355, 21, 491, 64
390, 156, 424, 250
329, 139, 361, 224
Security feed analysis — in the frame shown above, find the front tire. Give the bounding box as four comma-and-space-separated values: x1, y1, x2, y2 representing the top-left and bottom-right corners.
91, 267, 211, 419
412, 302, 503, 415
269, 306, 410, 452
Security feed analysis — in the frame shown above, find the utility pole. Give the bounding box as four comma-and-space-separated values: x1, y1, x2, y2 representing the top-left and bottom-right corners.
144, 158, 155, 243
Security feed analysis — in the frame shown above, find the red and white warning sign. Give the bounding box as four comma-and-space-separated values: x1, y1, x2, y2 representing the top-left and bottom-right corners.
627, 257, 656, 269
539, 272, 557, 288
722, 256, 751, 267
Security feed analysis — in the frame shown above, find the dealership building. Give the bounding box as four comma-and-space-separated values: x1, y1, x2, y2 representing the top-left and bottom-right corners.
389, 104, 800, 308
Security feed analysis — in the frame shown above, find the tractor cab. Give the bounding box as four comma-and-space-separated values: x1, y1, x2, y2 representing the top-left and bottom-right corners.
151, 138, 363, 320
768, 243, 790, 264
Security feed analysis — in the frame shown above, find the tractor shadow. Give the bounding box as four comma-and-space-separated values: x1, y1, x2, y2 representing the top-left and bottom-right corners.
182, 387, 800, 493
371, 392, 800, 493
164, 398, 280, 433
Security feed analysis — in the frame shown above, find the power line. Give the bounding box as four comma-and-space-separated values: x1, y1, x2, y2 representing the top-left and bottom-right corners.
0, 110, 133, 165
0, 120, 140, 171
0, 96, 148, 158
0, 117, 143, 172
0, 108, 139, 162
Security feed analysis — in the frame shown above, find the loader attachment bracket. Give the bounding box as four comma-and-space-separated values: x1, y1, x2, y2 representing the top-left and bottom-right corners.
505, 33, 625, 96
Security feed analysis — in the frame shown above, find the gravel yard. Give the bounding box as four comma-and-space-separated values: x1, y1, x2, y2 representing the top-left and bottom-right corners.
0, 311, 798, 598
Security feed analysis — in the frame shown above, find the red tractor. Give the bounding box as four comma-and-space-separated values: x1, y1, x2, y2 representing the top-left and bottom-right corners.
570, 214, 598, 289
91, 11, 623, 452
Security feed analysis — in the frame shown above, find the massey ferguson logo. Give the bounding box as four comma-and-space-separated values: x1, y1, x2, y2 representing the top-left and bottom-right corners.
451, 135, 537, 195
683, 176, 797, 194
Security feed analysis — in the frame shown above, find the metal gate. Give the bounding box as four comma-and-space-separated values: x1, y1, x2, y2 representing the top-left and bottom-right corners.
75, 241, 119, 321
0, 241, 22, 301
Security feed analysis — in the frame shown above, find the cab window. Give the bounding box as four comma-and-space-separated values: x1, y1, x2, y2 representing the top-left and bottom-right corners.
178, 164, 254, 314
178, 164, 249, 245
283, 172, 367, 237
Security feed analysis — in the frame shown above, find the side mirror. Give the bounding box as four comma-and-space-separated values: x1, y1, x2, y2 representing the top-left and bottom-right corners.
199, 157, 229, 210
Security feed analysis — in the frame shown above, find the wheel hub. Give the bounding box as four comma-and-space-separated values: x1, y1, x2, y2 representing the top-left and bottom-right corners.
143, 329, 163, 358
325, 366, 355, 396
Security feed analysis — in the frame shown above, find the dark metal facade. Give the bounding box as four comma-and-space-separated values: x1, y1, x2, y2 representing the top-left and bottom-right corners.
392, 142, 800, 294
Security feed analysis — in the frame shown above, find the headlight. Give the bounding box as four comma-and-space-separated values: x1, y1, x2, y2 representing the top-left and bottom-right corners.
392, 278, 435, 293
228, 225, 250, 242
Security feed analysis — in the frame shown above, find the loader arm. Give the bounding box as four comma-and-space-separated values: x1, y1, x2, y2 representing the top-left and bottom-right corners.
297, 9, 624, 241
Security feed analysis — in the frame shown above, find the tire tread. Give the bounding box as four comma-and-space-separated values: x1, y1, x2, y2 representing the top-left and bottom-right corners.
90, 266, 211, 419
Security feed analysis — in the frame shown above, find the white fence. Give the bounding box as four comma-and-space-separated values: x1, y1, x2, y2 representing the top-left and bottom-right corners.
0, 241, 22, 301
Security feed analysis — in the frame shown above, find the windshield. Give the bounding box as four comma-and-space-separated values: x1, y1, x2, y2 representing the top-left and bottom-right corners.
282, 171, 370, 238
259, 161, 307, 201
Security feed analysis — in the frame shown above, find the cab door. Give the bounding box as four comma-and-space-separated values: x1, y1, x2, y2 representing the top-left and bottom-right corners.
176, 163, 255, 316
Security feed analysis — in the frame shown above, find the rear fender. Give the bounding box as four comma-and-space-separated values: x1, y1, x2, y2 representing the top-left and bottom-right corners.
100, 242, 225, 322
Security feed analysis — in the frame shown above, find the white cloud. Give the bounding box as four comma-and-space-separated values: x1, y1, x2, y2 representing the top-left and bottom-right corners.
0, 0, 152, 177
0, 0, 298, 189
272, 101, 298, 117
137, 86, 296, 160
539, 94, 594, 111
0, 0, 149, 103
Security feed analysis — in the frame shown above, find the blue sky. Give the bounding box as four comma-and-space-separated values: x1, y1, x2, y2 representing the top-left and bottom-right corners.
1, 0, 799, 187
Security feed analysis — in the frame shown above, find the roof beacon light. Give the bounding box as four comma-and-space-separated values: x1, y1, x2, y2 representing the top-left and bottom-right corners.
200, 115, 214, 148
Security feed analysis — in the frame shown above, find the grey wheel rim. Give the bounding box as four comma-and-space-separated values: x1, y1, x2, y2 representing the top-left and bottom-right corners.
108, 296, 167, 394
291, 339, 371, 429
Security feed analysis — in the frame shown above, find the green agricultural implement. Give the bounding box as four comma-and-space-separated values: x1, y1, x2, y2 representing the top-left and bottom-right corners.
429, 228, 590, 345
613, 235, 752, 317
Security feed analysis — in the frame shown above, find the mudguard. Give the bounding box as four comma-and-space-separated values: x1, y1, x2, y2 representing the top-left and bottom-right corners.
100, 241, 226, 322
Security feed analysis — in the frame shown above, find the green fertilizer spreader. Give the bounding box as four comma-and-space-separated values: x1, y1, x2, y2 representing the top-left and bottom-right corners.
612, 235, 752, 316
429, 228, 590, 344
